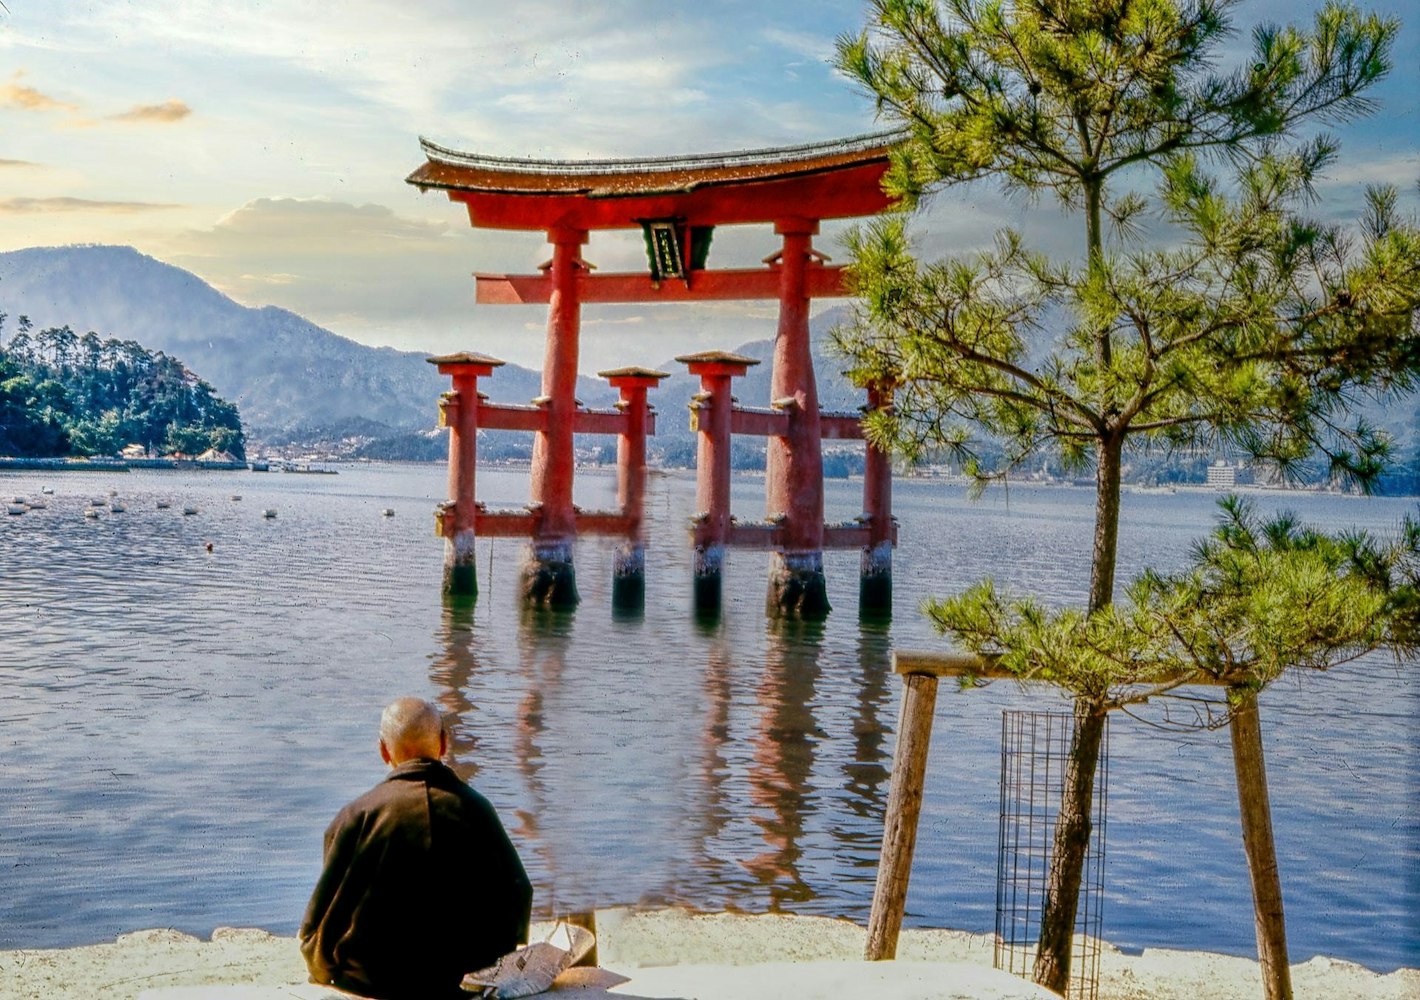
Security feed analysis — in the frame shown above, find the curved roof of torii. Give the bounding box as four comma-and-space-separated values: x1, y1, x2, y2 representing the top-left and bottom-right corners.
406, 130, 905, 231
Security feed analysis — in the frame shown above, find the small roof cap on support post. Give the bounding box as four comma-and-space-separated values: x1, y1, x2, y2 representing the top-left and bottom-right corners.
427, 351, 506, 377
675, 351, 760, 378
597, 366, 672, 390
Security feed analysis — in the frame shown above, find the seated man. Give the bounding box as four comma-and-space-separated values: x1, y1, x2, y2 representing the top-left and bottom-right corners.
300, 697, 532, 999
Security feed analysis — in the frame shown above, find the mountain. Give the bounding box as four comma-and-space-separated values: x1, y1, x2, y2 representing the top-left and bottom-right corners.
0, 245, 612, 438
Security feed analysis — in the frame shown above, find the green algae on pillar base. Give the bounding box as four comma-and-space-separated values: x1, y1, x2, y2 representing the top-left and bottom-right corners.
443, 529, 478, 598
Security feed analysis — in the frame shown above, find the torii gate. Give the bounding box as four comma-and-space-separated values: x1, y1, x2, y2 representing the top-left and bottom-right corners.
407, 132, 901, 616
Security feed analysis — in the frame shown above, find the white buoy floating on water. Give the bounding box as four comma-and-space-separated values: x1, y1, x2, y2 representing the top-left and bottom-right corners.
262, 509, 277, 519
382, 508, 395, 517
41, 486, 54, 495
6, 503, 25, 515
84, 508, 100, 519
156, 500, 171, 509
183, 506, 199, 516
109, 501, 126, 513
90, 497, 106, 507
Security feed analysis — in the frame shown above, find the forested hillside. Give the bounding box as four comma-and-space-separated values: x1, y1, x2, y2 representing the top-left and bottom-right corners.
0, 318, 244, 460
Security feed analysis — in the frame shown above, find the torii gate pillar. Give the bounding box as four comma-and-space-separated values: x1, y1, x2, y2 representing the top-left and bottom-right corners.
766, 218, 828, 618
429, 352, 503, 597
602, 366, 669, 613
525, 227, 588, 608
860, 381, 896, 616
681, 351, 759, 615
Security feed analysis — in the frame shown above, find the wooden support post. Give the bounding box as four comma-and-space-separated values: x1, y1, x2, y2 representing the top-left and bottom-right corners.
865, 667, 941, 960
678, 351, 758, 616
526, 227, 588, 608
859, 381, 894, 618
766, 218, 828, 619
601, 367, 668, 615
1229, 686, 1293, 1000
428, 353, 504, 598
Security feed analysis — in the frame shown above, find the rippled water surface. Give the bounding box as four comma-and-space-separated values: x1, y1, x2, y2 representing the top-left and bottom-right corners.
1, 464, 1415, 970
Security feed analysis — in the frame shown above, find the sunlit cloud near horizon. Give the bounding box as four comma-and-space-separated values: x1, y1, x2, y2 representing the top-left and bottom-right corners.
0, 0, 1415, 373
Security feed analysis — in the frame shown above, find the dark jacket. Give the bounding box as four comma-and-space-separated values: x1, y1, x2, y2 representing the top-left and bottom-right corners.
299, 758, 532, 1000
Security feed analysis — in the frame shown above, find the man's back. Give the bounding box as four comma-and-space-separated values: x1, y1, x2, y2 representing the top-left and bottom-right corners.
300, 758, 532, 1000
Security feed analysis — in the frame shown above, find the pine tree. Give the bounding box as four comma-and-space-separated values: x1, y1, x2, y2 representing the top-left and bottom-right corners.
835, 0, 1420, 992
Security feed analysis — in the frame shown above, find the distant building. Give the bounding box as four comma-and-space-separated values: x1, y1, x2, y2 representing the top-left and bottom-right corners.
1207, 460, 1238, 488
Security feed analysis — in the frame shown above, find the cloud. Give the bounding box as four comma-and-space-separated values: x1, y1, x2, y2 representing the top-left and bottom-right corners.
0, 196, 181, 214
0, 73, 78, 113
189, 196, 457, 249
109, 99, 192, 124
162, 196, 500, 333
155, 194, 811, 372
1316, 153, 1420, 191
0, 158, 40, 168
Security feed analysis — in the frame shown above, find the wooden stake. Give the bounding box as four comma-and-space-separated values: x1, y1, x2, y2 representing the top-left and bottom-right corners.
865, 669, 940, 960
1229, 686, 1293, 1000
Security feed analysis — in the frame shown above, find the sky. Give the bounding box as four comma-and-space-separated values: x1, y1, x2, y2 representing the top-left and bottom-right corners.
1, 0, 1416, 374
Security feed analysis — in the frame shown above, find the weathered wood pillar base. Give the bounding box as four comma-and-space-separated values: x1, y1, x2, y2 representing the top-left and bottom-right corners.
693, 544, 724, 614
443, 529, 478, 598
612, 542, 645, 613
859, 540, 892, 618
522, 540, 578, 608
767, 550, 830, 619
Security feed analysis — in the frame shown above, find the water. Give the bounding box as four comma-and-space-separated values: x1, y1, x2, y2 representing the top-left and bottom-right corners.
1, 464, 1415, 971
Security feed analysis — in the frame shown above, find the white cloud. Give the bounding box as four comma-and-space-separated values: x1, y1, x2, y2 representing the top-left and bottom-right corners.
0, 196, 180, 214
0, 72, 78, 113
109, 99, 193, 124
1315, 153, 1420, 191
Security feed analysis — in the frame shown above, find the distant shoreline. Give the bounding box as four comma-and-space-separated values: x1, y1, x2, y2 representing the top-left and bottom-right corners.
1, 456, 1411, 497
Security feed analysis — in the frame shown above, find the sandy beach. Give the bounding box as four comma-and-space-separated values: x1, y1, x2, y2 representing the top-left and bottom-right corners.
2, 909, 1414, 1000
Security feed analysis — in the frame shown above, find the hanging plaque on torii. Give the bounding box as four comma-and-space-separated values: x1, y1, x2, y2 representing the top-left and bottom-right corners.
408, 131, 903, 617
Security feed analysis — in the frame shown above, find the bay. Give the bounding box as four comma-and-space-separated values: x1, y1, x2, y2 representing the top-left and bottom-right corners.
0, 464, 1415, 971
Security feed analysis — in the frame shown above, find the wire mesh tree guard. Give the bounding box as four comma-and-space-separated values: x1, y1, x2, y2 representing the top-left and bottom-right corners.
995, 710, 1110, 1000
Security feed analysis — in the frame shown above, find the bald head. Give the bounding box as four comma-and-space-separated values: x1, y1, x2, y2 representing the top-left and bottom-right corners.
378, 697, 446, 766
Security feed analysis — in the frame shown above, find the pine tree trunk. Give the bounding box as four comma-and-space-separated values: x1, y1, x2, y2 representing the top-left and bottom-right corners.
1032, 703, 1106, 995
1033, 432, 1121, 993
1088, 434, 1123, 616
1229, 686, 1293, 1000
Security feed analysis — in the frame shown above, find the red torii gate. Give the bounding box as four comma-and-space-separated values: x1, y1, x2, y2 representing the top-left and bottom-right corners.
408, 132, 900, 616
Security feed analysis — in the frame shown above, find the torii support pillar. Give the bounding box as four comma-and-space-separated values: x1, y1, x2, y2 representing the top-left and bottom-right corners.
766, 218, 828, 619
860, 382, 895, 617
600, 366, 670, 614
428, 351, 505, 597
526, 227, 589, 608
678, 351, 759, 615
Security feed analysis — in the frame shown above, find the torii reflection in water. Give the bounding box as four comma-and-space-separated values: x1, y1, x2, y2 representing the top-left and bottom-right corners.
427, 595, 897, 918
